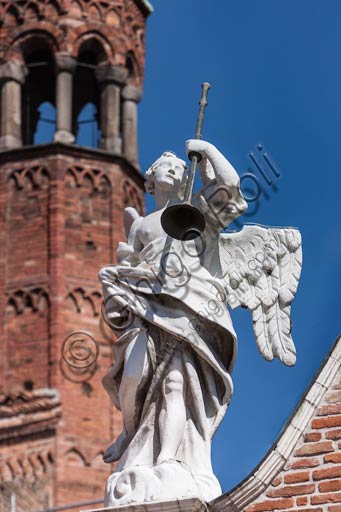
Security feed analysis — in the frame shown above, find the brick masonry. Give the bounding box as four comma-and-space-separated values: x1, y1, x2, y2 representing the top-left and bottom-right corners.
0, 144, 145, 511
210, 337, 341, 512
0, 0, 150, 85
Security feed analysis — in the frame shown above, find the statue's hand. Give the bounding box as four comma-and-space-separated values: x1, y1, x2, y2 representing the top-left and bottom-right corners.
117, 242, 135, 266
186, 139, 212, 158
117, 242, 140, 267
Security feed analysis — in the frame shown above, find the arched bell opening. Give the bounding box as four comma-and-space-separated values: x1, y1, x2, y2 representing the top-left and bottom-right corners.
73, 39, 105, 148
21, 38, 55, 145
76, 102, 100, 148
33, 101, 56, 144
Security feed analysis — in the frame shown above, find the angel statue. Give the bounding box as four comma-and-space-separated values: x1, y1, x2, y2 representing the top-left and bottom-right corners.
99, 139, 302, 506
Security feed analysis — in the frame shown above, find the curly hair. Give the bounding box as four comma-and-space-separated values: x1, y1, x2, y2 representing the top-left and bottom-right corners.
145, 151, 187, 195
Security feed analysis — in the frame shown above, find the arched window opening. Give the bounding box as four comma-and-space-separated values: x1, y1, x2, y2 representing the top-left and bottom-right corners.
33, 101, 56, 144
73, 39, 104, 148
22, 39, 55, 145
76, 102, 100, 147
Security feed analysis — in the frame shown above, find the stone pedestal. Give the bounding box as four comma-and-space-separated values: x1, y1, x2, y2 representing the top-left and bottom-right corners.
82, 498, 207, 512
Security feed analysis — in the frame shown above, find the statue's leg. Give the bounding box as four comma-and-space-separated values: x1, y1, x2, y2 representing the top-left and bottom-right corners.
119, 328, 149, 437
157, 352, 185, 464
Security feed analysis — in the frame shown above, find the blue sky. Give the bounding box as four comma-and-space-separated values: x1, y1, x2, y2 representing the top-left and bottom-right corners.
137, 0, 341, 492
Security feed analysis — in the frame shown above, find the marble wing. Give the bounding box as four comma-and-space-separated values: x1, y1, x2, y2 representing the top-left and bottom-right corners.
219, 225, 302, 366
123, 206, 141, 238
116, 207, 142, 266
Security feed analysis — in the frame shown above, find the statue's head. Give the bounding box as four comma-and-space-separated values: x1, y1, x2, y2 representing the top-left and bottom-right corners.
145, 151, 187, 197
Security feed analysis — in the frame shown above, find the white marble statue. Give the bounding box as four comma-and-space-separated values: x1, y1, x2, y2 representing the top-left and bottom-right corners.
99, 140, 302, 506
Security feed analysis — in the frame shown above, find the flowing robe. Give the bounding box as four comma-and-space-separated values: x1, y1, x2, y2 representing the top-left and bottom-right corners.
99, 179, 245, 502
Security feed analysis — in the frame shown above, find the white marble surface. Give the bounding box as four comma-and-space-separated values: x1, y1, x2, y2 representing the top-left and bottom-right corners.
99, 140, 302, 507
82, 497, 207, 512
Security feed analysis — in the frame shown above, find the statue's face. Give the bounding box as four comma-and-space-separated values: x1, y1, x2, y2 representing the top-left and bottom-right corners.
153, 155, 185, 193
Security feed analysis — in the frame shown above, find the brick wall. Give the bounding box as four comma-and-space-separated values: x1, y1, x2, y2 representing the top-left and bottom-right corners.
211, 337, 341, 512
0, 144, 144, 510
246, 367, 341, 511
0, 390, 60, 512
0, 0, 149, 88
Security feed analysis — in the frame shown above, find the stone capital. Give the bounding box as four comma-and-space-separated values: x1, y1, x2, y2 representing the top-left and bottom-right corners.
95, 64, 127, 86
121, 85, 143, 103
0, 61, 28, 84
55, 52, 77, 73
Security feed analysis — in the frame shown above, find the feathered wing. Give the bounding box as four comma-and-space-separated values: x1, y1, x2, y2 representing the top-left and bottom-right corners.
116, 207, 142, 266
219, 225, 302, 366
123, 207, 140, 238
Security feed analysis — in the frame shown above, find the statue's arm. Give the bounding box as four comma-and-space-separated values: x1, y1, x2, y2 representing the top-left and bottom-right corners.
187, 139, 244, 189
187, 139, 248, 223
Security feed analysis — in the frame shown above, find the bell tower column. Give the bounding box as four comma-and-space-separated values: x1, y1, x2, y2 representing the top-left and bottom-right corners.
96, 64, 127, 153
54, 52, 76, 144
0, 61, 27, 150
121, 85, 142, 167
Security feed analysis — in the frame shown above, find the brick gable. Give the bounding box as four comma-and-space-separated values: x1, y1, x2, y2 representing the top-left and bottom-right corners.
211, 336, 341, 512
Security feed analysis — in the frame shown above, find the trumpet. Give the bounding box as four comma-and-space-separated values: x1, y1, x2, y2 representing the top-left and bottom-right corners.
160, 82, 211, 241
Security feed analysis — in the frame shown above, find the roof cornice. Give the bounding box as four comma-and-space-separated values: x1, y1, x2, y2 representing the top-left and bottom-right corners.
0, 142, 145, 188
0, 388, 61, 443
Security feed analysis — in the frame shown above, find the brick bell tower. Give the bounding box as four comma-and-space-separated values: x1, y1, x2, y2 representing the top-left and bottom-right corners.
0, 1, 150, 509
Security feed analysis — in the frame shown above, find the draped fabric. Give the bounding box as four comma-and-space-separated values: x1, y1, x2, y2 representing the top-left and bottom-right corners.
99, 174, 247, 502
100, 233, 237, 500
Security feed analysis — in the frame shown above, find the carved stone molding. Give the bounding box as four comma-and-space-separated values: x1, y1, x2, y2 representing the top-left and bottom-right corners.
0, 61, 28, 84
6, 287, 49, 315
0, 0, 63, 29
55, 52, 77, 74
0, 0, 148, 84
122, 84, 143, 103
66, 166, 111, 192
63, 445, 107, 468
95, 63, 127, 86
66, 287, 101, 317
0, 450, 55, 480
8, 165, 50, 190
0, 389, 61, 443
